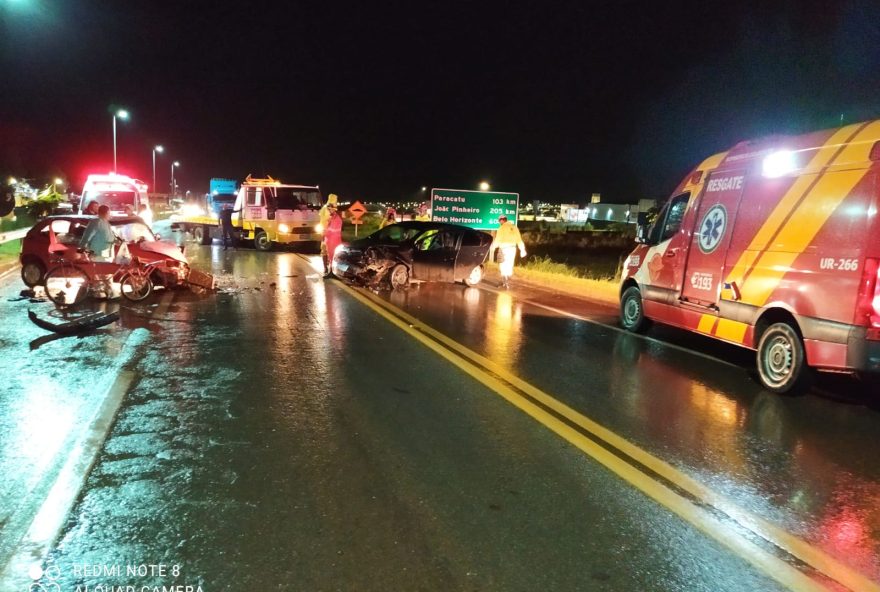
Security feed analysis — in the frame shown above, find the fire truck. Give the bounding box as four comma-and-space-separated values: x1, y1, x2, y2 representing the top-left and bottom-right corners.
621, 120, 880, 393
174, 175, 323, 250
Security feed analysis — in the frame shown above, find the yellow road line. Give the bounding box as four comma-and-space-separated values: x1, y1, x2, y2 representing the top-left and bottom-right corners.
333, 280, 879, 592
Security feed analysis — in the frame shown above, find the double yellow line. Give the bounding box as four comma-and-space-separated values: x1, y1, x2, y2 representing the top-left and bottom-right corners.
333, 279, 879, 592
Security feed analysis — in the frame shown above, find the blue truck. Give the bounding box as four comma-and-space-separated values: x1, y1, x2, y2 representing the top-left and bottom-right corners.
207, 178, 238, 216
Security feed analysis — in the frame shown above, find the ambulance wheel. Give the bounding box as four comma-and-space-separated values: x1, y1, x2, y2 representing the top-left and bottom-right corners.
620, 286, 651, 333
254, 230, 272, 251
756, 322, 813, 395
389, 264, 409, 290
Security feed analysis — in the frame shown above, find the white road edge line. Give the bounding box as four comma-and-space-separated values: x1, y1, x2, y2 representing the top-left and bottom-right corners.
0, 290, 173, 589
0, 371, 136, 589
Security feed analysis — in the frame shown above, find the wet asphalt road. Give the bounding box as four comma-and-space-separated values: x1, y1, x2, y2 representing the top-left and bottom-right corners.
1, 226, 879, 591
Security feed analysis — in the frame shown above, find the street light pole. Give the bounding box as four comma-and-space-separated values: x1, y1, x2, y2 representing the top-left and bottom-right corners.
152, 145, 164, 193
112, 109, 129, 173
170, 161, 180, 197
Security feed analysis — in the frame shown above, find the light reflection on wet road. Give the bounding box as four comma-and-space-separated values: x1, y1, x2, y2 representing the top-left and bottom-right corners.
0, 234, 877, 590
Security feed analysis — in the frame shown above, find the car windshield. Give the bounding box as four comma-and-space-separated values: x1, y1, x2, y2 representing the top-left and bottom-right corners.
86, 191, 136, 207
263, 187, 322, 210
370, 225, 424, 243
113, 221, 155, 243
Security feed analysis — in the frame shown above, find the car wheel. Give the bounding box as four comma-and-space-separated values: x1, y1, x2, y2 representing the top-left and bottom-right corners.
389, 264, 409, 290
464, 265, 483, 287
620, 286, 651, 332
756, 322, 813, 395
44, 264, 90, 307
254, 229, 272, 251
21, 260, 46, 287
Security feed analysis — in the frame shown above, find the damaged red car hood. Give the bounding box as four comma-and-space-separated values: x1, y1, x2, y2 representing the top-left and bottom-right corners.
139, 240, 188, 264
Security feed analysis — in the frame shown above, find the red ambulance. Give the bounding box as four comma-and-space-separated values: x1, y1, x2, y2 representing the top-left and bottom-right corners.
621, 120, 880, 393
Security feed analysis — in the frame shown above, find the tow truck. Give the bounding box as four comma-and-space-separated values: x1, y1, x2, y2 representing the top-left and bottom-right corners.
173, 175, 323, 250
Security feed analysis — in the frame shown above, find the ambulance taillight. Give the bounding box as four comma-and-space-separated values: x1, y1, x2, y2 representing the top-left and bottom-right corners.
856, 258, 880, 336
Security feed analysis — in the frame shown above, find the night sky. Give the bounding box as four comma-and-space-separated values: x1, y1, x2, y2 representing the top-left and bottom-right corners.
2, 0, 879, 204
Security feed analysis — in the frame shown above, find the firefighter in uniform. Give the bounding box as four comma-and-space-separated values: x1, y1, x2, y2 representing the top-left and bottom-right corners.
490, 215, 526, 289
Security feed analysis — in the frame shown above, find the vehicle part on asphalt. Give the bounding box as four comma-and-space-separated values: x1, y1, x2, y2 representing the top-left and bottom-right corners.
27, 308, 119, 334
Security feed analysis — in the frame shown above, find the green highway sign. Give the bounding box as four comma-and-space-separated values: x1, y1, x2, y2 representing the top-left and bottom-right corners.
430, 188, 519, 230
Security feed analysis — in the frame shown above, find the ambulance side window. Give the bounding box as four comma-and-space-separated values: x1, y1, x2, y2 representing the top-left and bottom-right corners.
650, 193, 689, 244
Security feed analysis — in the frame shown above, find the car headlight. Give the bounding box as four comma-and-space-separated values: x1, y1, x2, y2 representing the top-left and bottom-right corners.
278, 223, 290, 234
314, 223, 324, 234
333, 244, 346, 257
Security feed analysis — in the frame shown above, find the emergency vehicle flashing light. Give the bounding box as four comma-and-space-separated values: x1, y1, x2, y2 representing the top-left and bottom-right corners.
762, 150, 797, 178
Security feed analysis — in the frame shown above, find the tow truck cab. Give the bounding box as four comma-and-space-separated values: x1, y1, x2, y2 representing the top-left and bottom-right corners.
231, 176, 323, 251
621, 120, 880, 394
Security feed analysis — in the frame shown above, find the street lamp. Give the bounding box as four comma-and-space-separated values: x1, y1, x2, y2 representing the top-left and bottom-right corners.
170, 161, 180, 197
421, 186, 427, 191
479, 181, 490, 191
112, 108, 130, 173
152, 145, 164, 194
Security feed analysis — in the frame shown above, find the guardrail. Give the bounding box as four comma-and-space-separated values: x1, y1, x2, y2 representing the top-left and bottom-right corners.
0, 228, 28, 244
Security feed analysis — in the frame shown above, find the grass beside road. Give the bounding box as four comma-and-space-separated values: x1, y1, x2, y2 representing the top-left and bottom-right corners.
485, 259, 620, 306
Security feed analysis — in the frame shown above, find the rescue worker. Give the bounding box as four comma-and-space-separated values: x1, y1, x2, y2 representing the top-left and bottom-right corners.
322, 203, 343, 278
379, 207, 397, 229
489, 215, 526, 289
319, 193, 339, 271
414, 202, 430, 221
218, 203, 241, 250
79, 205, 116, 262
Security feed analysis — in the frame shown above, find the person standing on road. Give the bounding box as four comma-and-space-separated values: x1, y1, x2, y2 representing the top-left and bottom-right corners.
379, 207, 397, 228
322, 203, 343, 278
414, 202, 430, 221
490, 215, 526, 289
79, 205, 116, 262
219, 203, 241, 250
319, 193, 339, 271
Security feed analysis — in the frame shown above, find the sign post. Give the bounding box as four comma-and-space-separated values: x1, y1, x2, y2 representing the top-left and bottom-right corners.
430, 188, 519, 230
348, 200, 367, 236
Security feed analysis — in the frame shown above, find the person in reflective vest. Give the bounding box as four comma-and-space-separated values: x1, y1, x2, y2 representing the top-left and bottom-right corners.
490, 215, 526, 289
323, 203, 343, 278
319, 193, 339, 271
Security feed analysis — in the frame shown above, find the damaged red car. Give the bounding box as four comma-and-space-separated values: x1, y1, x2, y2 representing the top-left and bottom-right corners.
19, 215, 189, 288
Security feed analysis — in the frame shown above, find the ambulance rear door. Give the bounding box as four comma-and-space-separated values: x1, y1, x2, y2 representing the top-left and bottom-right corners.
680, 170, 747, 307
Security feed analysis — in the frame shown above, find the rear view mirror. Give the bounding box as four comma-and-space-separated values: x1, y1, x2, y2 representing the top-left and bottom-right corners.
636, 212, 649, 226
635, 212, 649, 244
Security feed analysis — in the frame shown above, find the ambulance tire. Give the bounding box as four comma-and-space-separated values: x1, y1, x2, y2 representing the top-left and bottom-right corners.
756, 322, 813, 395
254, 230, 272, 251
620, 286, 651, 333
